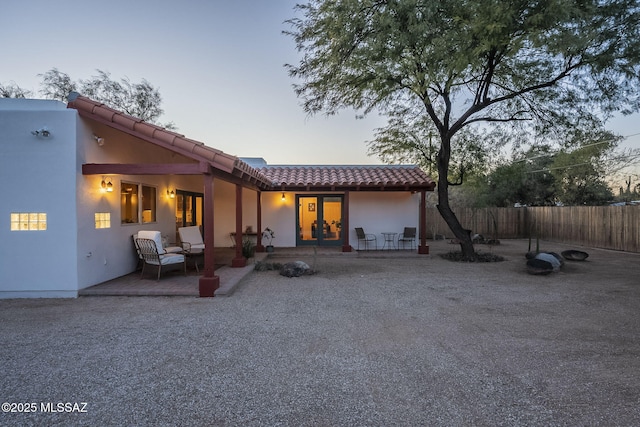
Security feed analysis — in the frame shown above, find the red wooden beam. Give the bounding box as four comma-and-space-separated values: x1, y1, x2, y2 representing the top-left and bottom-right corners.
82, 163, 206, 175
199, 174, 220, 296
341, 191, 352, 252
419, 189, 429, 254
231, 184, 247, 267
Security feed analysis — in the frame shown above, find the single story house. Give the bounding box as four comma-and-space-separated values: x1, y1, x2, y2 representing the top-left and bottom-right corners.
0, 94, 435, 298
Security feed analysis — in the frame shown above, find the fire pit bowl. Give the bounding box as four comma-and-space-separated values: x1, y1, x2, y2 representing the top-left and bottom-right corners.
561, 250, 589, 261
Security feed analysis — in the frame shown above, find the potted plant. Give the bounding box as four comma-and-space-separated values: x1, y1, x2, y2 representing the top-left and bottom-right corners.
262, 227, 275, 252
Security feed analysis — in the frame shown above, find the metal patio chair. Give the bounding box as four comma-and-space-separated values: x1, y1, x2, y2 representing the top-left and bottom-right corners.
355, 227, 377, 251
135, 237, 186, 281
398, 227, 417, 250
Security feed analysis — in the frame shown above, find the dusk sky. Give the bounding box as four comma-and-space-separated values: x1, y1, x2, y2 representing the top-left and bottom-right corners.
2, 0, 639, 172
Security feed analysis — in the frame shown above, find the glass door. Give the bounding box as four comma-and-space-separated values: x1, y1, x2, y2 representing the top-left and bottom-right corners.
296, 195, 343, 246
175, 190, 204, 231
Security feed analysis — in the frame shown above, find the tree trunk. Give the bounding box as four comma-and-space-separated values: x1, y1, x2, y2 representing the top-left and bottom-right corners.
436, 133, 476, 259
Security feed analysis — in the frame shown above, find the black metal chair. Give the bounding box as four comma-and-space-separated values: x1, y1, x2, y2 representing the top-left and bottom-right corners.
398, 227, 417, 250
135, 238, 186, 280
355, 227, 377, 250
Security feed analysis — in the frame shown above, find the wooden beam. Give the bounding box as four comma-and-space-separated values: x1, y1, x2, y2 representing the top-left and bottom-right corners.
82, 163, 205, 175
419, 189, 429, 255
342, 190, 352, 252
232, 184, 247, 267
199, 174, 220, 296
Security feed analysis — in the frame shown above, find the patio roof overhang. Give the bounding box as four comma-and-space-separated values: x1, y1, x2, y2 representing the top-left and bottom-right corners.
67, 92, 272, 191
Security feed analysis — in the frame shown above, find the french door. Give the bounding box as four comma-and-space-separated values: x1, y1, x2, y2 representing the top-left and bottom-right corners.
296, 195, 343, 246
175, 190, 204, 231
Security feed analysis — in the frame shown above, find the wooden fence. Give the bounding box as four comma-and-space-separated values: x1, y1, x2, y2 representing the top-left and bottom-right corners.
425, 206, 640, 253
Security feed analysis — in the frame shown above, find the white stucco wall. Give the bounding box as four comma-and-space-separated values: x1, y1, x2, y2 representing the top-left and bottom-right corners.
260, 191, 422, 249
1, 99, 430, 299
74, 120, 207, 290
0, 99, 79, 297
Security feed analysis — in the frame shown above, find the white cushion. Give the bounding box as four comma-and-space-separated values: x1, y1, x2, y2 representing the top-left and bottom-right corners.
138, 230, 164, 254
164, 246, 183, 254
145, 253, 185, 266
178, 226, 205, 247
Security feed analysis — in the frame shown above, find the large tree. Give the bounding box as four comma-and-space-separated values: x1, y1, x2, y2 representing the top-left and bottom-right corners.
286, 0, 640, 259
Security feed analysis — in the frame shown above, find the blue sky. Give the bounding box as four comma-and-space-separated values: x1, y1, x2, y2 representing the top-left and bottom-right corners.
2, 0, 639, 172
1, 0, 385, 165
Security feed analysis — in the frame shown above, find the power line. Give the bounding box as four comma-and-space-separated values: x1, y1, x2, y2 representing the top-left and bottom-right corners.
513, 132, 640, 163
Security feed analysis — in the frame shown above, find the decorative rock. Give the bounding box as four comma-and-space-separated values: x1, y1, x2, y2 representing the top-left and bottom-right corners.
526, 258, 554, 275
280, 261, 313, 278
534, 252, 562, 271
561, 250, 589, 261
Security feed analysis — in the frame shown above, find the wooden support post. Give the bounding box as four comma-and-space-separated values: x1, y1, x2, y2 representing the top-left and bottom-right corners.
419, 189, 430, 254
198, 173, 220, 296
255, 191, 264, 252
232, 184, 247, 267
342, 190, 352, 252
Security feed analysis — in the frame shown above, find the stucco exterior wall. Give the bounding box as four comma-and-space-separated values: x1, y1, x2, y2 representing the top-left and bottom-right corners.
0, 99, 79, 297
0, 98, 428, 298
260, 191, 421, 249
348, 192, 420, 250
74, 120, 207, 290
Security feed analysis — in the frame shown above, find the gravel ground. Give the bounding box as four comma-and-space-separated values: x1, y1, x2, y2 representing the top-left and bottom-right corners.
1, 239, 639, 426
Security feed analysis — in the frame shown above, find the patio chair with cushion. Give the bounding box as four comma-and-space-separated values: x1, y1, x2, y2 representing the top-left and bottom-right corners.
355, 227, 377, 251
133, 231, 182, 267
398, 227, 417, 250
178, 226, 205, 253
135, 237, 186, 280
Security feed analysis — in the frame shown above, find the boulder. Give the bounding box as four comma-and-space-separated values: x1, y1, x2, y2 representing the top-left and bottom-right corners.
280, 261, 313, 278
534, 252, 563, 271
526, 258, 554, 275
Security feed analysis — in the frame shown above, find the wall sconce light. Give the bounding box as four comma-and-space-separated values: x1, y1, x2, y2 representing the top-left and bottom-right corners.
31, 127, 51, 138
94, 135, 105, 146
167, 189, 175, 199
281, 192, 286, 201
101, 176, 113, 193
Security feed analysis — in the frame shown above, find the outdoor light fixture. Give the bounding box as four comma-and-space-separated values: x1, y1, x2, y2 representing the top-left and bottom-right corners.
101, 176, 113, 193
94, 135, 105, 146
31, 127, 51, 138
167, 189, 175, 199
281, 192, 286, 201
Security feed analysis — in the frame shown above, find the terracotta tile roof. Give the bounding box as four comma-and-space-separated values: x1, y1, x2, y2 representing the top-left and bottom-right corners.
66, 92, 271, 189
259, 165, 435, 191
67, 93, 434, 192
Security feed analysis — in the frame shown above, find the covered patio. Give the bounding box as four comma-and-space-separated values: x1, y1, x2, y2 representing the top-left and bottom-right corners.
79, 248, 268, 297
68, 93, 273, 297
78, 246, 427, 297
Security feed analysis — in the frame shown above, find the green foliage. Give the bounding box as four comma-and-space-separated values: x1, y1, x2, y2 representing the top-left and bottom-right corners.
287, 0, 640, 245
475, 130, 619, 206
366, 107, 498, 185
2, 68, 174, 129
0, 82, 32, 98
241, 238, 256, 259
